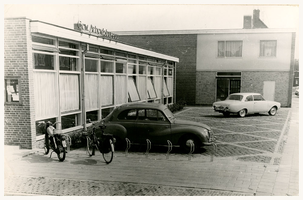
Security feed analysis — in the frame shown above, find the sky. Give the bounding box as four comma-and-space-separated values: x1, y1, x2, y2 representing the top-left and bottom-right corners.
2, 2, 301, 58
3, 3, 299, 31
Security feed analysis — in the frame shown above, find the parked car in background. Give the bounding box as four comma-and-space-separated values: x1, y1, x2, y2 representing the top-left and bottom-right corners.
295, 88, 299, 97
97, 103, 215, 152
213, 93, 281, 117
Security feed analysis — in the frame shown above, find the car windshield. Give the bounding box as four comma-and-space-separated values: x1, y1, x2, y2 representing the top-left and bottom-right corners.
226, 94, 243, 101
163, 108, 175, 122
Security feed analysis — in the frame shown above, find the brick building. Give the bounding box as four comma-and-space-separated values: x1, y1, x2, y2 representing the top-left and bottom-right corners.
116, 10, 296, 107
4, 17, 178, 149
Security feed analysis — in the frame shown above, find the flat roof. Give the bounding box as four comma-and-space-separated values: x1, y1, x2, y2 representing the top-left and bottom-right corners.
114, 28, 296, 36
28, 19, 179, 62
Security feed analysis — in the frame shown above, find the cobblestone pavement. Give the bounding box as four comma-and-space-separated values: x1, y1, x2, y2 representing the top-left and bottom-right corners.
4, 176, 249, 196
175, 106, 290, 165
4, 96, 299, 196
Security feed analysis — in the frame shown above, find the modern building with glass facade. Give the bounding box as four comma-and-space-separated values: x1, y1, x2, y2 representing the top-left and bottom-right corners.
4, 17, 178, 149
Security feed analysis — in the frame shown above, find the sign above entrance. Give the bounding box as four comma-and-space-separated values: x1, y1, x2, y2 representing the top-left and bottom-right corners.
75, 21, 119, 41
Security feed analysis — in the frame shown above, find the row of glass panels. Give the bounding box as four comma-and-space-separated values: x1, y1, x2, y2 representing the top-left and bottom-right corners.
32, 35, 175, 136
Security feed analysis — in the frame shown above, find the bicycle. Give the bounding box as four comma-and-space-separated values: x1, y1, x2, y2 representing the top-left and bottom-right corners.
85, 121, 115, 164
38, 121, 68, 162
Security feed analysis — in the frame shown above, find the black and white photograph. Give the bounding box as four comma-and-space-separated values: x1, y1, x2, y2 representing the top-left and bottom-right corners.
2, 1, 300, 197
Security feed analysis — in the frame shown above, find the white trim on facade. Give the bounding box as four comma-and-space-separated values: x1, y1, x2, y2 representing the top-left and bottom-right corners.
114, 28, 297, 36
30, 21, 179, 62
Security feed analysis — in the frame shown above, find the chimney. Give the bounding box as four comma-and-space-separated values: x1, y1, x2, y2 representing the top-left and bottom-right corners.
243, 15, 252, 29
253, 9, 260, 26
252, 9, 268, 28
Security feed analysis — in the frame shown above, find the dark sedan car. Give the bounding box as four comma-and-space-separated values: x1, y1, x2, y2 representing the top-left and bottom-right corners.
96, 103, 215, 152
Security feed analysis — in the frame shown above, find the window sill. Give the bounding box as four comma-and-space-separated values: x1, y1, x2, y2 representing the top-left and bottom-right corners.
216, 57, 243, 59
5, 102, 23, 106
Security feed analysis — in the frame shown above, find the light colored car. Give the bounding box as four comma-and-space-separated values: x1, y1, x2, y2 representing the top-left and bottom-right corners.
96, 103, 216, 152
213, 93, 281, 117
295, 88, 299, 97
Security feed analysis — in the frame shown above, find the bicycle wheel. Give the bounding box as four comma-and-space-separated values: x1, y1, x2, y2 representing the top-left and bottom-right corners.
102, 139, 114, 164
57, 144, 66, 162
44, 135, 50, 155
86, 136, 95, 156
44, 146, 50, 155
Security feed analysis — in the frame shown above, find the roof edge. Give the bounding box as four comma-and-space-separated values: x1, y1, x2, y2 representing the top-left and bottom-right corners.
114, 28, 296, 36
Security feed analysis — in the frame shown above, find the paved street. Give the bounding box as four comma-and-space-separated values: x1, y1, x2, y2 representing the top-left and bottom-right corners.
4, 95, 299, 196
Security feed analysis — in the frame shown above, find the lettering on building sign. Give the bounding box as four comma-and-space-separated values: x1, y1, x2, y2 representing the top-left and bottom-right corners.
76, 21, 119, 41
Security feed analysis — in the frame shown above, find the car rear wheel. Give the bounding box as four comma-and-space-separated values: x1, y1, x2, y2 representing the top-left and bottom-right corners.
223, 112, 230, 117
238, 109, 246, 117
268, 106, 277, 116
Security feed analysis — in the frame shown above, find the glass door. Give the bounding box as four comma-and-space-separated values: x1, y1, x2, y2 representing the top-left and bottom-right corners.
216, 78, 241, 101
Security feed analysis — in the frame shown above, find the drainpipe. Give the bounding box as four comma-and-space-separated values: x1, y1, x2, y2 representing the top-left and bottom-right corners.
82, 44, 88, 130
174, 62, 177, 104
288, 32, 296, 107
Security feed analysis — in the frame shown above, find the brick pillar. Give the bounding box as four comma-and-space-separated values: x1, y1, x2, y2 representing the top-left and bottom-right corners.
4, 17, 36, 149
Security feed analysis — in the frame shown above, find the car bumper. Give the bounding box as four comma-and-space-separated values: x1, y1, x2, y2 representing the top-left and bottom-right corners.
203, 142, 216, 146
203, 137, 216, 146
213, 105, 230, 112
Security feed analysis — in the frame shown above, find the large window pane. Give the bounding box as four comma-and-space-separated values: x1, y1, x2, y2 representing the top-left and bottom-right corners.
32, 36, 54, 45
154, 77, 162, 99
147, 77, 157, 99
85, 74, 98, 110
155, 68, 162, 75
101, 61, 114, 73
163, 78, 169, 97
34, 72, 58, 119
225, 41, 242, 57
128, 77, 140, 102
148, 66, 154, 75
60, 74, 80, 112
62, 114, 79, 129
59, 41, 78, 49
128, 64, 136, 74
59, 57, 78, 71
218, 41, 242, 57
116, 62, 126, 73
34, 53, 54, 70
138, 76, 147, 100
85, 59, 98, 72
115, 75, 127, 104
167, 77, 173, 96
218, 41, 225, 57
139, 65, 146, 74
101, 75, 113, 106
260, 41, 277, 57
86, 110, 98, 123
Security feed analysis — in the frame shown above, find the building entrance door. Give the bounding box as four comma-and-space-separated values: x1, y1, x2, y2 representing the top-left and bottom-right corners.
216, 78, 241, 101
263, 81, 275, 101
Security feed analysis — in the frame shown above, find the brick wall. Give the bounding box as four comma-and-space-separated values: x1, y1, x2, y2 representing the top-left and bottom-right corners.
196, 71, 217, 105
196, 71, 290, 107
118, 35, 197, 105
242, 71, 290, 107
4, 18, 35, 149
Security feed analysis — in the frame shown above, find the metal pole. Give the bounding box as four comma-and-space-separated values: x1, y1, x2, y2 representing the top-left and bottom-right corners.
82, 44, 88, 131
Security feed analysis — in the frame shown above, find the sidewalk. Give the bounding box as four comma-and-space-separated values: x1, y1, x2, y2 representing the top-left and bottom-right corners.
270, 95, 299, 195
3, 97, 300, 196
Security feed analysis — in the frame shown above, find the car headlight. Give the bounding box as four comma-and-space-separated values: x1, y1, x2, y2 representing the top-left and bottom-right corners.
208, 129, 215, 142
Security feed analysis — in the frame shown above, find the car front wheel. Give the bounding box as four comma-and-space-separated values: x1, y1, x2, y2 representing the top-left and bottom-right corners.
268, 107, 277, 116
180, 135, 200, 153
238, 109, 246, 117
